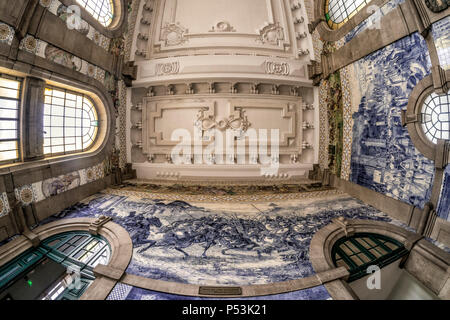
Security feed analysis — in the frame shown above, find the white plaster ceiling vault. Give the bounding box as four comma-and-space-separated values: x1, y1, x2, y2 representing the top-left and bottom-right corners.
127, 0, 319, 181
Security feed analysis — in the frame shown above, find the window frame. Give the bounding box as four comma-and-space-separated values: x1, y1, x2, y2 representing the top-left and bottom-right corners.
324, 0, 370, 30
75, 0, 115, 28
43, 85, 100, 158
0, 74, 23, 166
404, 71, 450, 162
331, 232, 408, 282
420, 91, 450, 144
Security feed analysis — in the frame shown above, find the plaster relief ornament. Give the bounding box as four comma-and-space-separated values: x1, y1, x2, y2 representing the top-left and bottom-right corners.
195, 108, 251, 139
161, 23, 188, 46
257, 22, 284, 45
155, 61, 180, 76
265, 61, 290, 75
209, 21, 236, 32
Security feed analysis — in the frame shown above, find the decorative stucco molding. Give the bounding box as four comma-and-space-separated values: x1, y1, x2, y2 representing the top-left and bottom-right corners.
209, 21, 236, 32
195, 107, 251, 133
257, 22, 284, 45
155, 61, 180, 76
264, 61, 290, 75
161, 22, 188, 46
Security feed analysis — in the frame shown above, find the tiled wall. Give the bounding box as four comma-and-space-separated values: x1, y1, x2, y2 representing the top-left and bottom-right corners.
348, 33, 435, 209
437, 166, 450, 221
0, 161, 107, 218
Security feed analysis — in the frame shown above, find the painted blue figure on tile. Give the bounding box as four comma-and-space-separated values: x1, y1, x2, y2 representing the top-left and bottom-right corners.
41, 192, 400, 286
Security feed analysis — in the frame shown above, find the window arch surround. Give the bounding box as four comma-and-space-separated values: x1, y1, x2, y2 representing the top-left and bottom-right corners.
0, 218, 133, 300
0, 67, 114, 178
405, 71, 450, 161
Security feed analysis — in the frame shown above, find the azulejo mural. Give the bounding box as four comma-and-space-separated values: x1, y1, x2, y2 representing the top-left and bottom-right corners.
349, 33, 434, 209
437, 165, 450, 221
42, 191, 403, 286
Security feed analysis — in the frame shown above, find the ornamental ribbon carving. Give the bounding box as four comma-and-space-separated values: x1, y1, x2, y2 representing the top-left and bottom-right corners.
265, 61, 290, 75
195, 108, 251, 132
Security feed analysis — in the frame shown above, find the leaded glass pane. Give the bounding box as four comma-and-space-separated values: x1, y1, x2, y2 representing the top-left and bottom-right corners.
421, 92, 450, 144
75, 0, 114, 27
325, 0, 370, 29
44, 87, 98, 156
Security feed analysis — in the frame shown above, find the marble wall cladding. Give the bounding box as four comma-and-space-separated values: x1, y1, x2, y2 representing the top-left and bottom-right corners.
41, 190, 404, 286
437, 166, 450, 221
349, 33, 435, 209
106, 283, 332, 300
431, 15, 450, 70
39, 0, 111, 52
344, 0, 405, 43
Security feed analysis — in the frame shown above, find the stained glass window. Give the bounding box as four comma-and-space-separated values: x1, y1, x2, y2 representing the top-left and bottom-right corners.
325, 0, 370, 29
421, 92, 450, 143
76, 0, 114, 27
44, 87, 98, 156
0, 75, 22, 163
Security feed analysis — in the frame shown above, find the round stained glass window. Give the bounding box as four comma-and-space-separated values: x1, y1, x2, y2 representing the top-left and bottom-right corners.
421, 92, 450, 144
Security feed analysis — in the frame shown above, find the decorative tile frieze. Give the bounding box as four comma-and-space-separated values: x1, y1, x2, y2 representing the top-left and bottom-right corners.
38, 0, 111, 52
0, 23, 14, 46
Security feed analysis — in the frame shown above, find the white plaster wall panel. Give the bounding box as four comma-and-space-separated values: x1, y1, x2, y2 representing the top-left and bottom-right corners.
176, 0, 270, 34
132, 162, 313, 180
143, 0, 311, 58
134, 55, 310, 87
137, 95, 305, 159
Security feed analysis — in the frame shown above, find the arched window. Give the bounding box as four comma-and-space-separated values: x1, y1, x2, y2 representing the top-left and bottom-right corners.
0, 232, 110, 300
0, 75, 22, 164
325, 0, 370, 29
75, 0, 114, 27
44, 87, 99, 156
332, 233, 408, 281
421, 92, 450, 144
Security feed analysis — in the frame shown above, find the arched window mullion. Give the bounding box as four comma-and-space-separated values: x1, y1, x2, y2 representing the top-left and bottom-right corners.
43, 86, 99, 157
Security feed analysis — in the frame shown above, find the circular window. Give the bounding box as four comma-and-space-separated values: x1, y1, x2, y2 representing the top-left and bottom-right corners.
421, 92, 450, 144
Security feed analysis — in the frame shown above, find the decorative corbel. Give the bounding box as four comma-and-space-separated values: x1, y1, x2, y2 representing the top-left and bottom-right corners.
307, 60, 323, 86
407, 0, 432, 37
432, 65, 448, 94
308, 18, 326, 34
122, 61, 137, 87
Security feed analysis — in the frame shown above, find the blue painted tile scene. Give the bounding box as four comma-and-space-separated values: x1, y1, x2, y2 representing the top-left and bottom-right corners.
350, 33, 435, 209
41, 190, 405, 286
